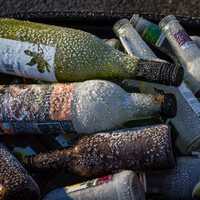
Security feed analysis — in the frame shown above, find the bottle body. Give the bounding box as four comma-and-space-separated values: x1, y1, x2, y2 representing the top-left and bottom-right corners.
23, 124, 175, 177
43, 170, 145, 200
146, 157, 200, 200
159, 15, 200, 94
0, 80, 176, 134
0, 143, 40, 200
113, 19, 158, 60
130, 14, 176, 61
0, 18, 182, 86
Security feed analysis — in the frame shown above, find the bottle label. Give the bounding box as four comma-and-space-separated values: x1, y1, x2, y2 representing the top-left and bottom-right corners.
173, 31, 193, 49
0, 38, 57, 82
142, 25, 161, 45
0, 121, 74, 135
179, 83, 200, 117
64, 175, 113, 193
0, 84, 75, 123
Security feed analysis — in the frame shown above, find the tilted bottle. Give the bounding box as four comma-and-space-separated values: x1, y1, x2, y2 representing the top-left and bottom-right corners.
130, 14, 200, 66
0, 18, 183, 86
0, 80, 176, 134
0, 143, 40, 200
159, 15, 200, 95
113, 18, 167, 95
124, 15, 200, 154
130, 14, 177, 62
113, 19, 159, 61
22, 124, 175, 177
43, 170, 145, 200
146, 156, 200, 200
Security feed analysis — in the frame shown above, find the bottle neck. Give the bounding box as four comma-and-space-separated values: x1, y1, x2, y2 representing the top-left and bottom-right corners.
23, 148, 73, 171
124, 93, 162, 121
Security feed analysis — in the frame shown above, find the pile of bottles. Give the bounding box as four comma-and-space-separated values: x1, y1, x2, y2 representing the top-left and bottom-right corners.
0, 14, 200, 200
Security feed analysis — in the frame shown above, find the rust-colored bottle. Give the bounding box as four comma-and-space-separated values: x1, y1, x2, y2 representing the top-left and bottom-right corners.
23, 124, 175, 177
0, 143, 40, 200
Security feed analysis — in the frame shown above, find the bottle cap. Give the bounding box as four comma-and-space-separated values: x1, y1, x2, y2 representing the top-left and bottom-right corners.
161, 93, 177, 118
135, 60, 184, 86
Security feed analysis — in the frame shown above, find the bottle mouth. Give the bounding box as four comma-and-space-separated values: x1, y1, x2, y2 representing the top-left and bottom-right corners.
159, 15, 177, 30
135, 60, 184, 86
113, 18, 130, 36
130, 14, 140, 27
161, 93, 177, 118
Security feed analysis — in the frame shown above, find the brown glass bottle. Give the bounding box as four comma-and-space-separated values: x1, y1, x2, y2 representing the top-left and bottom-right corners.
23, 124, 175, 177
0, 143, 40, 200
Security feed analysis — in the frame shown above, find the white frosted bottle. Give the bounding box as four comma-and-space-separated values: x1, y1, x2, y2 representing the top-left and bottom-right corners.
0, 80, 176, 134
43, 171, 145, 200
159, 15, 200, 95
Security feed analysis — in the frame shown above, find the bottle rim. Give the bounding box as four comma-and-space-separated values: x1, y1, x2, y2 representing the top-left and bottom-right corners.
159, 15, 177, 30
113, 18, 130, 36
130, 14, 140, 27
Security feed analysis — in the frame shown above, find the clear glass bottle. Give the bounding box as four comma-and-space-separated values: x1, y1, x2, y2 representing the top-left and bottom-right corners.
159, 15, 200, 95
113, 18, 158, 60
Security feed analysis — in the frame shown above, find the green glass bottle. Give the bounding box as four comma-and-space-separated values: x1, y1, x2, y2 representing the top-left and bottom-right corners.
0, 18, 183, 86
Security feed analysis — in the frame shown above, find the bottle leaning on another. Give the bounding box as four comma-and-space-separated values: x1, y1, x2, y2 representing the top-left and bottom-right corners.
0, 18, 183, 86
43, 170, 145, 200
159, 15, 200, 96
22, 124, 175, 177
0, 143, 40, 200
113, 18, 167, 95
0, 80, 176, 134
130, 14, 178, 62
